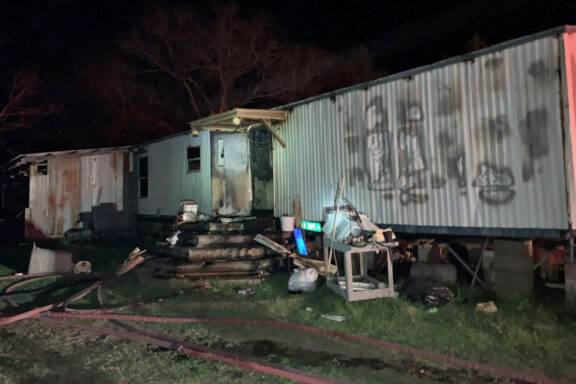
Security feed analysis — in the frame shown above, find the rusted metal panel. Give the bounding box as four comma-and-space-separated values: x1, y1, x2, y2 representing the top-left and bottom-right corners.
273, 33, 570, 233
80, 153, 124, 213
27, 165, 50, 238
138, 131, 212, 216
26, 150, 131, 237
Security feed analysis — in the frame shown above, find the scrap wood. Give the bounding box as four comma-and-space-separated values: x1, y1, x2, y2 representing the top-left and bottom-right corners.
116, 247, 147, 276
0, 272, 74, 281
0, 279, 102, 327
39, 317, 351, 384
254, 234, 291, 255
57, 280, 102, 308
63, 282, 212, 315
253, 234, 335, 274
3, 276, 60, 307
47, 312, 569, 384
1, 277, 100, 306
292, 254, 337, 275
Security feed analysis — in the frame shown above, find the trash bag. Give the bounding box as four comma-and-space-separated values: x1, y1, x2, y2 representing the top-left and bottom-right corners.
423, 285, 454, 308
404, 277, 454, 308
288, 268, 318, 293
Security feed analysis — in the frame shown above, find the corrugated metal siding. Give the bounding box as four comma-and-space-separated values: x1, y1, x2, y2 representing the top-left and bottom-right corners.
80, 153, 124, 212
138, 131, 211, 216
27, 151, 132, 237
274, 34, 569, 231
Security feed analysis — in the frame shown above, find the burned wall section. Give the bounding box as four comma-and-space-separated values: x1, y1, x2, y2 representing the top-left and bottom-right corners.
250, 127, 273, 211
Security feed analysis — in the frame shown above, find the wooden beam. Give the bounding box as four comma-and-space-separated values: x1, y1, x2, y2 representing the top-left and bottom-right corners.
237, 108, 286, 121
201, 125, 241, 131
262, 119, 286, 148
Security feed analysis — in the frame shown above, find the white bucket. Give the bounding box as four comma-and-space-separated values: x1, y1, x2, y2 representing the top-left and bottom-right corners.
180, 201, 198, 222
280, 216, 295, 232
181, 201, 198, 213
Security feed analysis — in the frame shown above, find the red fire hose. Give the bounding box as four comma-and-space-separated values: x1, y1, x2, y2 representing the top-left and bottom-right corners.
46, 312, 567, 384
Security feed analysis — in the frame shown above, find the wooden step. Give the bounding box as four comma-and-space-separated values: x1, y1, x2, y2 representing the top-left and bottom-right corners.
193, 232, 286, 247
154, 245, 275, 262
176, 258, 275, 274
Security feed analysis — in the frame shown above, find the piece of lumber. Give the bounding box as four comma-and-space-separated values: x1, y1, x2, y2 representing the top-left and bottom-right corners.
254, 234, 291, 255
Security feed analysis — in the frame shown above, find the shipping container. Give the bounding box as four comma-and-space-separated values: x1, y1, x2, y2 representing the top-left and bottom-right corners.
272, 26, 576, 238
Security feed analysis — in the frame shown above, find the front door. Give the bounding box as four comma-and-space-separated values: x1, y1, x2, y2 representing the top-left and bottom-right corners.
211, 132, 252, 216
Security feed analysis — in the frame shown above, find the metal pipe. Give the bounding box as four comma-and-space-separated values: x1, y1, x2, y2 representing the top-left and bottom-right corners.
446, 244, 485, 288
471, 238, 489, 288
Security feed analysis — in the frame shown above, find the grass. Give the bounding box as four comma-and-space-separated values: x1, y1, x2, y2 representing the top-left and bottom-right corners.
1, 240, 576, 383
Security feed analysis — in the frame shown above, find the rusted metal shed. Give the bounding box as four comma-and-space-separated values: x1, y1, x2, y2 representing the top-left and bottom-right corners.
272, 25, 576, 239
9, 146, 136, 238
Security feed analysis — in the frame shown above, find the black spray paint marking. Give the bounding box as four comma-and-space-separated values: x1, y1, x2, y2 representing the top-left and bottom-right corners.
397, 100, 424, 125
436, 85, 461, 116
528, 60, 549, 82
437, 131, 455, 149
344, 135, 361, 154
484, 56, 505, 91
446, 154, 466, 188
484, 57, 503, 70
436, 132, 466, 188
364, 96, 394, 191
475, 115, 510, 142
382, 192, 394, 200
399, 191, 429, 205
472, 163, 515, 205
520, 108, 549, 182
484, 115, 510, 142
431, 175, 447, 189
347, 167, 366, 187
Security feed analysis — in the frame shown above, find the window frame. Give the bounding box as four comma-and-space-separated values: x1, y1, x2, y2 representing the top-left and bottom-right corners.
138, 155, 149, 199
187, 146, 201, 173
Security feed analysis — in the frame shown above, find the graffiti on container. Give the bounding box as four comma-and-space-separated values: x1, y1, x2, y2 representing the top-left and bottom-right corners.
436, 131, 466, 189
528, 60, 550, 82
344, 135, 361, 154
481, 115, 511, 142
472, 163, 516, 205
364, 96, 394, 191
396, 100, 428, 205
520, 108, 549, 182
484, 56, 505, 91
397, 100, 423, 125
436, 84, 461, 116
397, 127, 426, 189
347, 167, 366, 188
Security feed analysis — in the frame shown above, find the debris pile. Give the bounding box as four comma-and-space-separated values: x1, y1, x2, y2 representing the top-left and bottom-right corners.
151, 213, 288, 282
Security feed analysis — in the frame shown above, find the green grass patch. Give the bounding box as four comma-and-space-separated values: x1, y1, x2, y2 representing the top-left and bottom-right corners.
2, 240, 576, 383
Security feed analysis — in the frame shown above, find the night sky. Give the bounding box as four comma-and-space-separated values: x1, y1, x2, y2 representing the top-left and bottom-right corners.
4, 1, 576, 72
0, 0, 575, 158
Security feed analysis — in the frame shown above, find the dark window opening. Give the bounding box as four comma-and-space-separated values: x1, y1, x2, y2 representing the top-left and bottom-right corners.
139, 156, 148, 198
187, 146, 201, 172
36, 162, 48, 175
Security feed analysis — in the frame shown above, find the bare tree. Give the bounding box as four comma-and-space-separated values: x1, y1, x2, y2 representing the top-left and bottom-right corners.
0, 70, 57, 132
124, 3, 376, 119
77, 57, 186, 144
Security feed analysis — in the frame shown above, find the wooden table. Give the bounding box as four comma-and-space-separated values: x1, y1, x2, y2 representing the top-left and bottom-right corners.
323, 236, 396, 301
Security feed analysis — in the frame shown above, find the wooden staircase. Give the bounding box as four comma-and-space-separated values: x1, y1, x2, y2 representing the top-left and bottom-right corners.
152, 218, 288, 280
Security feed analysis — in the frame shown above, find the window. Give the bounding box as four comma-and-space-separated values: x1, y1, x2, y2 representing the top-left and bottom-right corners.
35, 162, 48, 175
139, 156, 148, 198
187, 146, 201, 172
